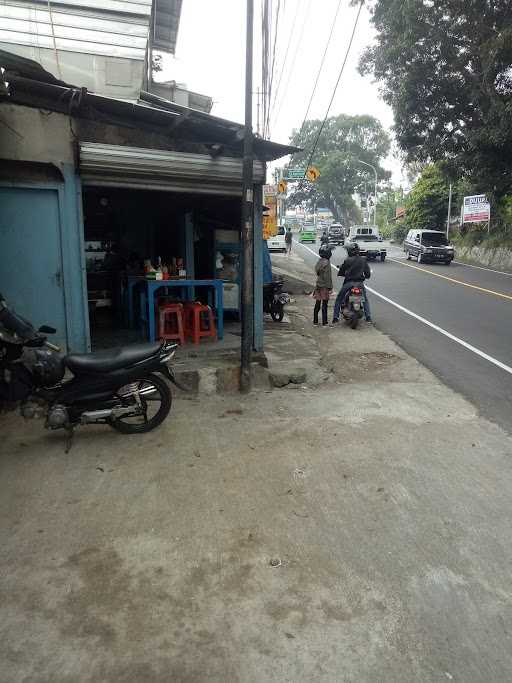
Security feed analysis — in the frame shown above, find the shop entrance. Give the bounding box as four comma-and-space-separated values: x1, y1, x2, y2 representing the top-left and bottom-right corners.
82, 187, 241, 349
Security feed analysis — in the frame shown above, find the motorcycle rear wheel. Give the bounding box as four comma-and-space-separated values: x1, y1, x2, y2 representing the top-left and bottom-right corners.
110, 373, 171, 434
270, 302, 285, 322
349, 314, 359, 329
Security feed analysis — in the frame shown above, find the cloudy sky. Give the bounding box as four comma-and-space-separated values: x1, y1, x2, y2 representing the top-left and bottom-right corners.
157, 0, 404, 184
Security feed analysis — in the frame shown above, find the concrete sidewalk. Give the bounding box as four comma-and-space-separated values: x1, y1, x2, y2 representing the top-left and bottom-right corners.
1, 264, 512, 681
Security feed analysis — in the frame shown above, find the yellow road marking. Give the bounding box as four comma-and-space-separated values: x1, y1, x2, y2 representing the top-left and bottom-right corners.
388, 258, 512, 302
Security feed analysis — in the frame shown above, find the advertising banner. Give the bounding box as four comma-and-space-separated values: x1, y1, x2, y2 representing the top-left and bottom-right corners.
463, 195, 490, 223
263, 184, 278, 239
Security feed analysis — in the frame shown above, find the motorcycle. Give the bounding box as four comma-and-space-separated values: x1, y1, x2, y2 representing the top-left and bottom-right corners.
341, 284, 365, 329
263, 280, 291, 322
0, 293, 181, 450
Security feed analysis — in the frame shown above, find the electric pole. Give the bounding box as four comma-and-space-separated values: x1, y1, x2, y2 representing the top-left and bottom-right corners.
240, 0, 254, 393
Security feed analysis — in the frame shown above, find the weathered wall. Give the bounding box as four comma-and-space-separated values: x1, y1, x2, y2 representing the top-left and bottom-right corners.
456, 244, 512, 271
0, 103, 75, 165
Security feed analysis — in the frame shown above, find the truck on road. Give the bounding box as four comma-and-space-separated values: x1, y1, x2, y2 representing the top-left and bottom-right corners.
345, 225, 388, 262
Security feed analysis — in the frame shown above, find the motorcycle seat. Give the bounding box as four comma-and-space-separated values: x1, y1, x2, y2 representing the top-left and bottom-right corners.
65, 342, 162, 374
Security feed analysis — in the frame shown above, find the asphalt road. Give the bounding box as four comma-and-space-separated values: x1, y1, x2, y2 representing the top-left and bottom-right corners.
290, 237, 512, 433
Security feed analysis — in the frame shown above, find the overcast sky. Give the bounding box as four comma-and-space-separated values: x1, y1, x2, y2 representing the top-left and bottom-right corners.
157, 0, 405, 185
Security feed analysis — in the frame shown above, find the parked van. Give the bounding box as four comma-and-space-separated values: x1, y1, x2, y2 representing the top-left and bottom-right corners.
403, 229, 455, 264
268, 225, 287, 252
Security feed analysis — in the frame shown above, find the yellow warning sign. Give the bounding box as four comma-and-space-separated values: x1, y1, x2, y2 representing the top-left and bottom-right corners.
306, 166, 321, 182
278, 179, 288, 194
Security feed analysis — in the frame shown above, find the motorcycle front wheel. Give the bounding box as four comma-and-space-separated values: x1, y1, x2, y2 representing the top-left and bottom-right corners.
270, 302, 284, 322
110, 373, 172, 434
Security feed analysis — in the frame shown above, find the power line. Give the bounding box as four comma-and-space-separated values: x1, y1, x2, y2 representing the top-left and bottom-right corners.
300, 0, 343, 133
267, 0, 300, 128
272, 0, 312, 130
264, 0, 281, 137
298, 0, 365, 187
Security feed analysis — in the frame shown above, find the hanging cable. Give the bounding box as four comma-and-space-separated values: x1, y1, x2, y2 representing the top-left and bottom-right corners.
264, 0, 281, 137
267, 0, 300, 131
272, 0, 312, 131
297, 0, 364, 188
299, 0, 343, 134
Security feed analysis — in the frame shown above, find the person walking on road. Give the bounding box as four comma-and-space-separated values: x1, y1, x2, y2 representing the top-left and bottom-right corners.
331, 243, 372, 324
313, 245, 333, 326
285, 227, 293, 256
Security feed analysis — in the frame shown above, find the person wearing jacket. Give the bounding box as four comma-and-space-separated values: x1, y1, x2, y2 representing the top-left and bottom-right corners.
313, 245, 333, 326
332, 243, 372, 323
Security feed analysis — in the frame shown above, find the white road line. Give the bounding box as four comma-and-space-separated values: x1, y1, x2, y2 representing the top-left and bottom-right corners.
453, 261, 512, 277
293, 240, 512, 377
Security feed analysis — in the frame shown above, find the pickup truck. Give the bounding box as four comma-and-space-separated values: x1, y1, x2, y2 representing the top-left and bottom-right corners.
345, 225, 388, 262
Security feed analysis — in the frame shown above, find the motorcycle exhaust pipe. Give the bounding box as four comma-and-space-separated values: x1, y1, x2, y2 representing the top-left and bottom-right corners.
81, 406, 136, 424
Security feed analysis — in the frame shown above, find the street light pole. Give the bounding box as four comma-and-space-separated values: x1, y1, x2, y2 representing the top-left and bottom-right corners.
356, 159, 378, 225
240, 0, 254, 393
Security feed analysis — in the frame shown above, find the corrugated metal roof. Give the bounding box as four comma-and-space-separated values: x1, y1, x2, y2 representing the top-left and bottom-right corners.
0, 48, 300, 162
0, 1, 151, 60
153, 0, 182, 53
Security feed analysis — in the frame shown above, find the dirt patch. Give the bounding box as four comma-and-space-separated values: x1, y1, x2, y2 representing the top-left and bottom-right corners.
323, 351, 402, 382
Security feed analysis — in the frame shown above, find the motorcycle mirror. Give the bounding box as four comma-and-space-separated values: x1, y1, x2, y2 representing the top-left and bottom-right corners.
38, 325, 56, 334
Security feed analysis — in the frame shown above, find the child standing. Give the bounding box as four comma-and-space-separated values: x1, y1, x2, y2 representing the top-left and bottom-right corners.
313, 245, 333, 326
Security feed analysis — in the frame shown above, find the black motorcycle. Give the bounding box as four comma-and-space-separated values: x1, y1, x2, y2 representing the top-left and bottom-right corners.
0, 293, 180, 450
263, 280, 291, 322
341, 284, 365, 329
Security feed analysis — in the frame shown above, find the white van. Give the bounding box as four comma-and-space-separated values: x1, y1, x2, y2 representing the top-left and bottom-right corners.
267, 225, 287, 252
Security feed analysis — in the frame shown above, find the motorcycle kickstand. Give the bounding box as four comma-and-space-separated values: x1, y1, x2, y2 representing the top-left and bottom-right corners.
64, 425, 75, 453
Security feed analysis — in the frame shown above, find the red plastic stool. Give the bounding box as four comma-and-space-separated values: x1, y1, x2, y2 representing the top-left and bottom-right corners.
183, 302, 217, 345
157, 303, 185, 345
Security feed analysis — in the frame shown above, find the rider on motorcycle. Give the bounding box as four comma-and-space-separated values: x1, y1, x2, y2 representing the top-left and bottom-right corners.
331, 243, 372, 324
320, 230, 329, 246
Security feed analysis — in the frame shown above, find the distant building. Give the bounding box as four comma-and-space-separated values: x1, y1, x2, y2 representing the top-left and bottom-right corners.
0, 0, 210, 110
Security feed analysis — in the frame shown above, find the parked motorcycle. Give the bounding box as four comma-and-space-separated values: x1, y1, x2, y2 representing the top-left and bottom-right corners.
341, 284, 365, 329
263, 280, 291, 322
0, 293, 180, 450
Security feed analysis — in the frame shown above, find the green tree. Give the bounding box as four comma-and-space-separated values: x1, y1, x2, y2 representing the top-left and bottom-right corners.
360, 0, 512, 198
286, 114, 391, 222
404, 163, 454, 231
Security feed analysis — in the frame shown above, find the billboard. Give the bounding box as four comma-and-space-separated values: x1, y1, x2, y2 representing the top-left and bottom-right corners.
463, 195, 490, 223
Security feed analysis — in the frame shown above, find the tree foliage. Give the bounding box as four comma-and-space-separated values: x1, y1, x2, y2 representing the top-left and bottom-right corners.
361, 0, 512, 198
286, 114, 391, 222
404, 163, 456, 231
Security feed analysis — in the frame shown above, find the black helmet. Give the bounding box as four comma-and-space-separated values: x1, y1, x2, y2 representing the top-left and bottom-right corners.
319, 245, 332, 259
346, 242, 360, 256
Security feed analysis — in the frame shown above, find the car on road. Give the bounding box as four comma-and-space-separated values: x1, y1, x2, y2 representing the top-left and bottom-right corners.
267, 225, 287, 252
327, 223, 345, 245
345, 225, 387, 261
403, 229, 455, 264
299, 226, 317, 243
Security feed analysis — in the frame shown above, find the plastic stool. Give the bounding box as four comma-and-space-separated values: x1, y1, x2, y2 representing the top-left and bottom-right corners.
157, 303, 185, 345
184, 302, 217, 345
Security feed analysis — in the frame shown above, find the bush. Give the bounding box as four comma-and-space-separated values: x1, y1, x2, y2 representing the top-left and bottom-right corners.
392, 222, 408, 244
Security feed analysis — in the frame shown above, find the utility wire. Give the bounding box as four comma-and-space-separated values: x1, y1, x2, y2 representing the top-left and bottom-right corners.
264, 0, 281, 137
298, 0, 364, 187
272, 0, 312, 130
267, 0, 300, 127
299, 0, 343, 135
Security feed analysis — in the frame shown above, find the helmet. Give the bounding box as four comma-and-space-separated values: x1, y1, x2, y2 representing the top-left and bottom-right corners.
346, 242, 360, 256
319, 245, 332, 259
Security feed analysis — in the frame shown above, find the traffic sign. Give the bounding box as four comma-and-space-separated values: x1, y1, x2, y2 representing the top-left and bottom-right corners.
284, 168, 306, 180
306, 166, 320, 182
278, 179, 287, 194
